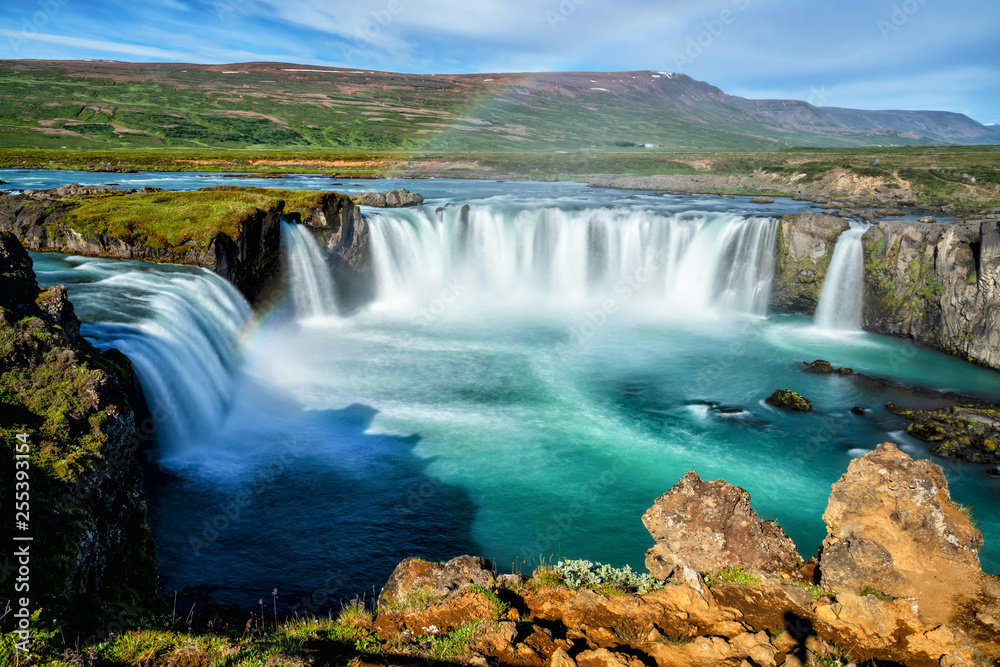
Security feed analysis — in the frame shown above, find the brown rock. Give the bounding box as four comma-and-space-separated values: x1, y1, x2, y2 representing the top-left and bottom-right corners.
642, 471, 802, 578
378, 555, 495, 607
819, 443, 1000, 659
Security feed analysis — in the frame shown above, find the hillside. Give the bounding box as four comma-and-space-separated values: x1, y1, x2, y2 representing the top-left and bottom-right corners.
0, 60, 996, 151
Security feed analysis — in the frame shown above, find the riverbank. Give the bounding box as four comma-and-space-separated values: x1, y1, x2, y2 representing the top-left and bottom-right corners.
3, 146, 1000, 216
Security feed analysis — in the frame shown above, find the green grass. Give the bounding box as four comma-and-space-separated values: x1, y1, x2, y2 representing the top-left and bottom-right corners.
786, 581, 834, 600
61, 187, 329, 249
468, 584, 511, 619
859, 586, 895, 601
703, 566, 761, 588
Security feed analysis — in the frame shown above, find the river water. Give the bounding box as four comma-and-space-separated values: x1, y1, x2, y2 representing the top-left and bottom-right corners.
12, 168, 999, 613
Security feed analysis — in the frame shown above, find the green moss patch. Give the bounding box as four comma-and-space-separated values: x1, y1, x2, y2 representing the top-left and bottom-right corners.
62, 187, 329, 249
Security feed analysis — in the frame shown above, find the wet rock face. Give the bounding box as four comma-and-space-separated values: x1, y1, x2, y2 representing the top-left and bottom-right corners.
863, 219, 1000, 370
887, 401, 1000, 464
770, 211, 850, 315
820, 442, 983, 600
802, 359, 852, 375
642, 471, 802, 578
765, 389, 812, 411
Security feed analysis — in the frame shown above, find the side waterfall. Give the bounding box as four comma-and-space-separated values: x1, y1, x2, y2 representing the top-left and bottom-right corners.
366, 206, 779, 315
280, 220, 338, 319
814, 221, 872, 330
80, 268, 253, 450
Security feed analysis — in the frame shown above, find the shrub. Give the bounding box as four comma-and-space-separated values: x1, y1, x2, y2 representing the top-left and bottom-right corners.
703, 566, 760, 588
549, 559, 665, 594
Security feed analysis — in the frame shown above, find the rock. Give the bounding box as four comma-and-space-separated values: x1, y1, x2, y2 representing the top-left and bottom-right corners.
0, 233, 158, 619
850, 406, 866, 416
378, 555, 495, 607
351, 188, 423, 208
802, 360, 853, 375
918, 215, 937, 223
886, 401, 1000, 464
819, 442, 1000, 650
765, 390, 812, 411
863, 219, 1000, 370
642, 471, 802, 578
0, 230, 41, 314
770, 212, 851, 315
750, 196, 774, 204
548, 648, 578, 667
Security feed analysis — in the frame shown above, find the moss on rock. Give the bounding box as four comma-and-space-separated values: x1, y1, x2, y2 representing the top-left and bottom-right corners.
765, 389, 812, 412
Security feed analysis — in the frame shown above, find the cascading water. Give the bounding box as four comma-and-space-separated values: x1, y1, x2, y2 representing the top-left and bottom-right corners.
280, 220, 338, 319
34, 256, 252, 451
814, 221, 872, 330
366, 206, 779, 316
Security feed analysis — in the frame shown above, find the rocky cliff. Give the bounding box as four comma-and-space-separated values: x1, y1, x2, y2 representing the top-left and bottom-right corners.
0, 231, 158, 629
363, 444, 998, 667
863, 218, 1000, 369
769, 211, 850, 315
0, 186, 374, 308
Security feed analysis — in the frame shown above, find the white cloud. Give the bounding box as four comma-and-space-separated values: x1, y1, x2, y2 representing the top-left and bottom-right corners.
0, 30, 193, 59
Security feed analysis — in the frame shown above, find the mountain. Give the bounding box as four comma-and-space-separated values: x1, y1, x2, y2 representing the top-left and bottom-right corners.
0, 60, 996, 150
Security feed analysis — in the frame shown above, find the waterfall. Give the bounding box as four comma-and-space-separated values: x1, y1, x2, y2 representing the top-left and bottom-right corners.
280, 220, 338, 319
366, 206, 779, 315
814, 221, 872, 330
79, 268, 252, 450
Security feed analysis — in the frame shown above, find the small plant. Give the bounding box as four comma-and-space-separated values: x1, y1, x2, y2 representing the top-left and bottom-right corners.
657, 633, 691, 646
338, 598, 374, 627
380, 585, 440, 611
549, 559, 665, 594
786, 581, 834, 600
859, 586, 895, 601
468, 585, 510, 619
415, 621, 484, 661
769, 627, 787, 642
531, 565, 565, 588
613, 618, 645, 643
959, 504, 980, 527
703, 566, 760, 588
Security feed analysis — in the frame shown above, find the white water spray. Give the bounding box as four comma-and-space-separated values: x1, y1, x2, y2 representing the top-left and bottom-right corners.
366, 206, 778, 316
814, 221, 872, 330
280, 221, 338, 319
80, 268, 252, 450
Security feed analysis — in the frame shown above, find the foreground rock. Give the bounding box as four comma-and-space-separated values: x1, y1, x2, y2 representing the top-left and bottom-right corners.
642, 472, 802, 579
0, 231, 158, 625
350, 188, 423, 208
765, 389, 812, 411
368, 445, 998, 665
769, 212, 850, 315
821, 443, 1000, 653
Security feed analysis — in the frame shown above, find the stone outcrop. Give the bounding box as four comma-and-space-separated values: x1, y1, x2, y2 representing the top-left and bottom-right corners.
379, 555, 496, 607
364, 446, 1000, 665
863, 218, 1000, 370
820, 443, 1000, 652
642, 472, 802, 578
0, 186, 375, 308
350, 188, 424, 208
769, 212, 850, 315
0, 231, 158, 624
764, 389, 812, 411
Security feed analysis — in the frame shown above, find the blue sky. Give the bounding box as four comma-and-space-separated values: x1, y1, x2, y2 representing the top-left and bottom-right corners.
2, 0, 997, 125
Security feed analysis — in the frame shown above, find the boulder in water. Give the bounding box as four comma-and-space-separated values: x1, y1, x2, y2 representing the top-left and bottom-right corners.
351, 188, 423, 208
765, 389, 812, 411
850, 406, 866, 416
802, 359, 853, 375
750, 196, 774, 204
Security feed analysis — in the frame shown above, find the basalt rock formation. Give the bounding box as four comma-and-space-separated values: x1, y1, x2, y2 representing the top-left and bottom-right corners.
863, 218, 1000, 370
0, 231, 158, 627
769, 211, 850, 315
